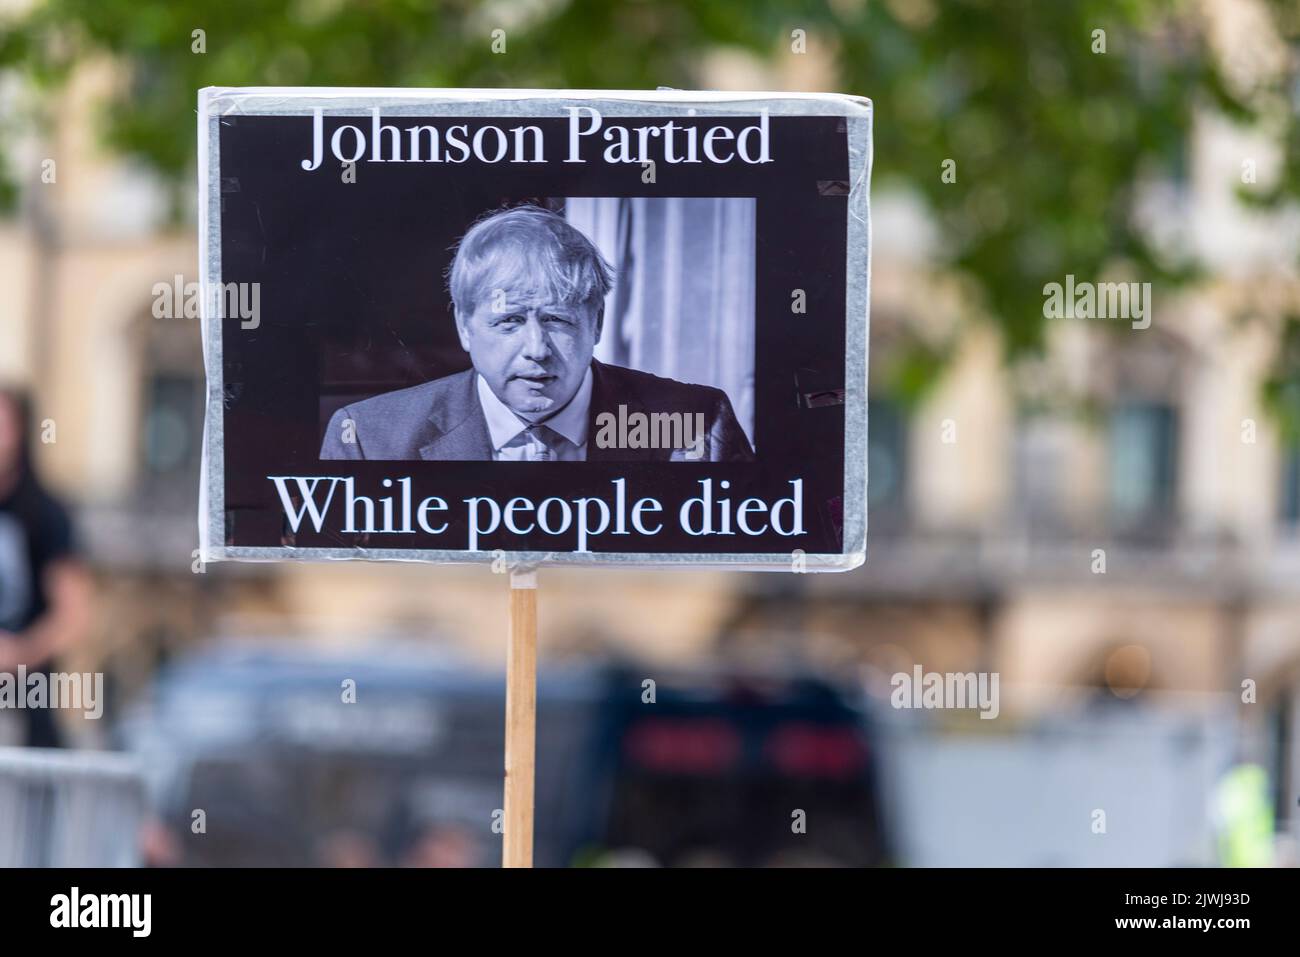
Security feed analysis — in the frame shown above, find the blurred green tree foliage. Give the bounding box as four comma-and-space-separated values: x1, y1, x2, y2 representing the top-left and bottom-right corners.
1, 0, 1297, 408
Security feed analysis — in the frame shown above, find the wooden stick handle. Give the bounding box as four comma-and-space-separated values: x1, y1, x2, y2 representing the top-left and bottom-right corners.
503, 569, 537, 868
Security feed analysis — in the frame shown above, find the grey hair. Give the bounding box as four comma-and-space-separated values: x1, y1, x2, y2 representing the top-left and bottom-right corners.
448, 205, 614, 316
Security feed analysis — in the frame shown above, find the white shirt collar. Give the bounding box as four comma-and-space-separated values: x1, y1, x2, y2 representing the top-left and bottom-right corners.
475, 365, 593, 451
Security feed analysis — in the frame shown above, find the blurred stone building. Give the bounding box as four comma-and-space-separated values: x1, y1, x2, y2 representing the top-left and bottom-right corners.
0, 4, 1298, 847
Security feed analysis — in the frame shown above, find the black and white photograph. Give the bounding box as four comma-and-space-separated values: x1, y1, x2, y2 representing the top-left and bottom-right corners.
318, 199, 757, 464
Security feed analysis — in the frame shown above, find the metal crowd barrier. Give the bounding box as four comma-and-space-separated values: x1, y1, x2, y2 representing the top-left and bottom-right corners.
0, 747, 145, 867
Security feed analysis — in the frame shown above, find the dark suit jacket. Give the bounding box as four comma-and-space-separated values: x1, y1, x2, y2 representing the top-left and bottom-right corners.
319, 360, 754, 461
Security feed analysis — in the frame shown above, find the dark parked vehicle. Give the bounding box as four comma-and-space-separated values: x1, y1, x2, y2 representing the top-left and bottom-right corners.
122, 642, 890, 867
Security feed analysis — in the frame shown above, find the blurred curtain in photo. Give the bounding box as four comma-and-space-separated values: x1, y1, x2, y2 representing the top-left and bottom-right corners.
567, 197, 756, 448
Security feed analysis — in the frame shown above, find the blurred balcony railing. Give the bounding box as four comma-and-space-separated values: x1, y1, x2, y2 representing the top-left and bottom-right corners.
808, 516, 1300, 600
72, 497, 1300, 598
76, 502, 244, 577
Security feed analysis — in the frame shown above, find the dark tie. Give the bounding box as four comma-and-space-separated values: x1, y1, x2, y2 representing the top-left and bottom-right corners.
524, 423, 558, 461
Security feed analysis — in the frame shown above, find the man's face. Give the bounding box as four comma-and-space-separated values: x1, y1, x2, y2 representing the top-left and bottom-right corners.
456, 289, 601, 421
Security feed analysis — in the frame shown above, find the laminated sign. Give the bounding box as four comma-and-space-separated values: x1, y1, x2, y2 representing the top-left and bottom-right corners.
197, 87, 872, 570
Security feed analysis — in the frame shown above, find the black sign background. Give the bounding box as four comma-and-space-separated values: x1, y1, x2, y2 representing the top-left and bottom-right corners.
216, 113, 852, 557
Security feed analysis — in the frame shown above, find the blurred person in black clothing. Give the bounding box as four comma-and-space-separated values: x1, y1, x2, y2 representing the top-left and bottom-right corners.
0, 387, 92, 747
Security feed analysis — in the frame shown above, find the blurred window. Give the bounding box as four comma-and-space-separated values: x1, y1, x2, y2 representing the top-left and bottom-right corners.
136, 310, 204, 510
1281, 446, 1300, 527
1013, 415, 1071, 530
1109, 399, 1178, 530
868, 398, 907, 526
1265, 689, 1292, 834
142, 374, 198, 477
